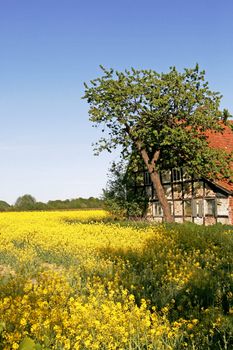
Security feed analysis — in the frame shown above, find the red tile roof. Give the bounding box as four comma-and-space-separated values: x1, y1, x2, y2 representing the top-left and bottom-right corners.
206, 121, 233, 153
205, 121, 233, 192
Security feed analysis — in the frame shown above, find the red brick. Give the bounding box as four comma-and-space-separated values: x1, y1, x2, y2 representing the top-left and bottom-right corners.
229, 196, 233, 224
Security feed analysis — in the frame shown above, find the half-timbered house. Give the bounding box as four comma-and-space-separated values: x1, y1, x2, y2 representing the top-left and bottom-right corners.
136, 123, 233, 224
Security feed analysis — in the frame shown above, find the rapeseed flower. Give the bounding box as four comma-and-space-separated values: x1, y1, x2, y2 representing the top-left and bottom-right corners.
0, 210, 231, 349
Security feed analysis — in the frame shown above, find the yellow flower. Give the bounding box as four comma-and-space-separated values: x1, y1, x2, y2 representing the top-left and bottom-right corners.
20, 318, 27, 326
0, 210, 183, 349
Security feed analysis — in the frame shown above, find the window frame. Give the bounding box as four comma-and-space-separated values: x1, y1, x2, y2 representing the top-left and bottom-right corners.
205, 198, 217, 217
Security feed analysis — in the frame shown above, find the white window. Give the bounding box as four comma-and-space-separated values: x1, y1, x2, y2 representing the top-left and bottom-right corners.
153, 202, 163, 216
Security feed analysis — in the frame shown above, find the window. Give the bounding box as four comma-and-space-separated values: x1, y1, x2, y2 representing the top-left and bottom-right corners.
172, 168, 182, 182
205, 199, 216, 216
184, 200, 192, 216
144, 172, 152, 185
192, 199, 203, 217
153, 202, 163, 216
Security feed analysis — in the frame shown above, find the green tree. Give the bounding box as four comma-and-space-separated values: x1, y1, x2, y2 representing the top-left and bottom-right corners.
15, 194, 37, 211
0, 200, 11, 211
34, 201, 47, 211
84, 65, 232, 222
103, 161, 148, 218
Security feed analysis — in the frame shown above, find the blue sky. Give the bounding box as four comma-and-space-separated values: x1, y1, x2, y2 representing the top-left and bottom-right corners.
0, 0, 233, 204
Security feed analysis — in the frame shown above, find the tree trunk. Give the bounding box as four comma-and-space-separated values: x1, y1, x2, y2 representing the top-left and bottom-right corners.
138, 147, 174, 223
150, 170, 173, 223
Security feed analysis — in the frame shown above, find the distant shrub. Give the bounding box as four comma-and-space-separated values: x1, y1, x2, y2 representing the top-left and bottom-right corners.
0, 200, 11, 212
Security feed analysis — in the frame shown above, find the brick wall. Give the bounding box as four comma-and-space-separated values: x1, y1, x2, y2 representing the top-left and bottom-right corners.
229, 196, 233, 225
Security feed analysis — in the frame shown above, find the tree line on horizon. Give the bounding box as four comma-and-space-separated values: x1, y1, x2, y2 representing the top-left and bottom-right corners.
0, 194, 104, 212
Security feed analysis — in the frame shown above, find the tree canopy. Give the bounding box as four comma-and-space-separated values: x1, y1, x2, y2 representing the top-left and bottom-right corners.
0, 200, 10, 212
15, 194, 37, 211
84, 65, 232, 222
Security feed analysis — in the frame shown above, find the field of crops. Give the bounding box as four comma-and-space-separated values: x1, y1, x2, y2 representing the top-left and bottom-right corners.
0, 210, 232, 350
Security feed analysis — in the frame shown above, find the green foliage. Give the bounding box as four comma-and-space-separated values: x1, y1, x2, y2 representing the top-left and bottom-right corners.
19, 337, 36, 350
103, 161, 148, 218
15, 194, 37, 211
0, 200, 11, 212
47, 197, 103, 210
9, 195, 103, 212
84, 64, 232, 181
19, 337, 42, 350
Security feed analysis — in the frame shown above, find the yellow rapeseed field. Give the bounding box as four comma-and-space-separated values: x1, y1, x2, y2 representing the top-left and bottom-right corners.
0, 210, 232, 349
0, 210, 183, 350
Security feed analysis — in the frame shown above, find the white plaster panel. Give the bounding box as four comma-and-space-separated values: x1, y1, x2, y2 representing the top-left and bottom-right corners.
184, 217, 192, 222
216, 198, 229, 216
194, 217, 204, 225
175, 217, 183, 223
217, 217, 230, 225
174, 201, 183, 216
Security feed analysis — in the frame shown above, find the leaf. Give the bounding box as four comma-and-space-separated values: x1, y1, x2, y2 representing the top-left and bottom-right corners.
19, 337, 36, 350
0, 321, 5, 333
